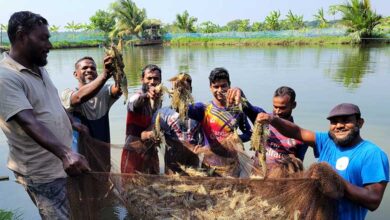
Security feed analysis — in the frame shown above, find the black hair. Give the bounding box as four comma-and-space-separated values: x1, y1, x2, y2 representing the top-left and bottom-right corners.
208, 67, 231, 85
7, 11, 48, 45
142, 64, 161, 78
274, 86, 296, 103
74, 56, 95, 70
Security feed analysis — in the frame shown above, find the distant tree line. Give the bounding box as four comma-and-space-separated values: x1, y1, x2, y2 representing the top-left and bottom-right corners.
1, 0, 387, 44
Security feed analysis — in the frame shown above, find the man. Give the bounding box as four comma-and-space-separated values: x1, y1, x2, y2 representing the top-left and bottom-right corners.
121, 64, 162, 174
0, 11, 90, 219
188, 67, 252, 177
256, 103, 389, 219
245, 86, 309, 167
61, 56, 121, 171
141, 73, 205, 175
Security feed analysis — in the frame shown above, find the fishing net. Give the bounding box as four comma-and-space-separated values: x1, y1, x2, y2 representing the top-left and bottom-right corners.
66, 132, 345, 220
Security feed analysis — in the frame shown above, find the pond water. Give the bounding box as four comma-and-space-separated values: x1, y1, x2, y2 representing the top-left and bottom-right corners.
1, 45, 389, 219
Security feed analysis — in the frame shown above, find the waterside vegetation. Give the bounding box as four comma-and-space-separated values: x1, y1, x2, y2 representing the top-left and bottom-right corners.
0, 0, 389, 49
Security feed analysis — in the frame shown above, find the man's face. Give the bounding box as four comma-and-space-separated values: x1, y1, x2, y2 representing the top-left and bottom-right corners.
328, 115, 362, 146
142, 69, 161, 88
25, 25, 52, 67
273, 95, 296, 119
210, 79, 230, 103
74, 59, 97, 85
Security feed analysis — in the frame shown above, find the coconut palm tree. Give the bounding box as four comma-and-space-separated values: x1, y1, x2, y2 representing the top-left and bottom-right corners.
49, 25, 61, 33
110, 0, 147, 39
65, 21, 83, 33
175, 10, 198, 33
285, 10, 305, 30
330, 0, 382, 40
264, 11, 281, 31
314, 8, 328, 28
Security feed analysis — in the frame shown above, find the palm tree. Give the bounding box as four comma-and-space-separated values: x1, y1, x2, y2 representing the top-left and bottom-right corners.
49, 25, 61, 33
175, 10, 198, 33
65, 21, 83, 33
264, 11, 281, 31
330, 0, 382, 40
285, 10, 305, 30
110, 0, 146, 40
314, 8, 328, 28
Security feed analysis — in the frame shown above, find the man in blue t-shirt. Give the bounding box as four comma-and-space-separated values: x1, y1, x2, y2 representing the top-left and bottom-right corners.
256, 103, 389, 220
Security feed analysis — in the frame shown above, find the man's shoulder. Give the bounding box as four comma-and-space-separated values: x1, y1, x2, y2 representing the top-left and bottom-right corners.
360, 140, 386, 154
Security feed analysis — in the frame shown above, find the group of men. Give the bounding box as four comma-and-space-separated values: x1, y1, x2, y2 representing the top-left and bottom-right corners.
0, 11, 388, 220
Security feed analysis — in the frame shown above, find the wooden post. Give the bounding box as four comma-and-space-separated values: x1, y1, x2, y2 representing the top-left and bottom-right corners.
0, 176, 9, 181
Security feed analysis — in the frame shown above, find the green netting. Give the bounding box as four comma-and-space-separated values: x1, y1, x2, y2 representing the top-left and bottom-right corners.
163, 28, 348, 40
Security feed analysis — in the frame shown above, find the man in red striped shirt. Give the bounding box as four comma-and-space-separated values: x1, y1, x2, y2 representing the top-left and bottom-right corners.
121, 64, 162, 174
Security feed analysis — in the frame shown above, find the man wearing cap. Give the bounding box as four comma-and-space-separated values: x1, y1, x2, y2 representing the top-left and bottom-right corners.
255, 103, 389, 220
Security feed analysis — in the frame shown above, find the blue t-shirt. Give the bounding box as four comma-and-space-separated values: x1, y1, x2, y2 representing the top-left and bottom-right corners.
315, 132, 389, 220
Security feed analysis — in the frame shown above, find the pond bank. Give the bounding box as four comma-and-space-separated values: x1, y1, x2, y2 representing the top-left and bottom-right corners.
166, 36, 390, 46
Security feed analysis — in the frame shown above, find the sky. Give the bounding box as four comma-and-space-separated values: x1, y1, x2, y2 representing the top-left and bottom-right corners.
1, 0, 389, 28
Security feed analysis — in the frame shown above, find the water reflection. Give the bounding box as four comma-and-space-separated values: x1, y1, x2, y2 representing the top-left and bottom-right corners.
122, 46, 165, 88
326, 47, 372, 89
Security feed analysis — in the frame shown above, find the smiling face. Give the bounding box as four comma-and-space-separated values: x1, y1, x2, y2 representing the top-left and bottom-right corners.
74, 59, 97, 85
210, 79, 230, 106
273, 95, 296, 119
142, 69, 161, 88
25, 24, 52, 67
328, 115, 363, 146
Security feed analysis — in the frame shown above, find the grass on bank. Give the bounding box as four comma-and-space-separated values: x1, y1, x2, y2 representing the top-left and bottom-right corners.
0, 209, 22, 220
167, 36, 357, 46
2, 36, 390, 50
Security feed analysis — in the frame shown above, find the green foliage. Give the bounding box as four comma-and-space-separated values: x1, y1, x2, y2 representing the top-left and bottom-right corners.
169, 36, 353, 46
264, 11, 281, 31
225, 19, 251, 32
198, 21, 220, 33
0, 24, 8, 32
285, 10, 305, 30
51, 40, 103, 49
90, 10, 115, 35
314, 8, 328, 28
175, 10, 198, 33
251, 22, 263, 31
329, 0, 382, 39
49, 25, 61, 33
110, 0, 147, 39
376, 16, 390, 34
64, 21, 83, 32
0, 209, 22, 220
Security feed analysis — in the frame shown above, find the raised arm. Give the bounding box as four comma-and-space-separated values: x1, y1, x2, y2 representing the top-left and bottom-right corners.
70, 56, 113, 106
12, 109, 90, 176
256, 112, 316, 147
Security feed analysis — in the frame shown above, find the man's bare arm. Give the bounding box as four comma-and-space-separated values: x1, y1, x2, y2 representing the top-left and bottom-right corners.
256, 112, 316, 147
344, 181, 387, 211
12, 109, 90, 176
